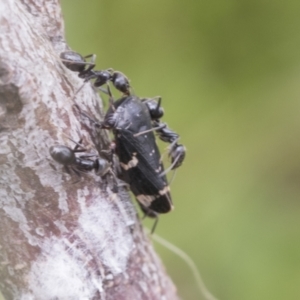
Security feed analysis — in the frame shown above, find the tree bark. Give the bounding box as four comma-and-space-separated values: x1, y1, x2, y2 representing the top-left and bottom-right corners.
0, 0, 178, 299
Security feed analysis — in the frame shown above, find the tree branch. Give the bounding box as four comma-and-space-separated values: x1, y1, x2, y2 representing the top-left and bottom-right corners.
0, 0, 178, 299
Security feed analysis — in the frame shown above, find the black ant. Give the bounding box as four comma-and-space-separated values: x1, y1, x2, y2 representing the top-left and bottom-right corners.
60, 51, 130, 95
49, 139, 110, 177
139, 97, 186, 173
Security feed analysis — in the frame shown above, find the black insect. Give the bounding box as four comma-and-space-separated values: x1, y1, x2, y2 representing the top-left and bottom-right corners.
49, 141, 110, 177
60, 50, 130, 95
60, 51, 95, 76
60, 50, 185, 230
153, 120, 186, 174
142, 97, 165, 120
77, 88, 186, 232
141, 97, 186, 173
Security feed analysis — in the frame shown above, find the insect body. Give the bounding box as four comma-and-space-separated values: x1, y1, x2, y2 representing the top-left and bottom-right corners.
153, 120, 186, 173
102, 95, 173, 215
61, 50, 185, 229
60, 50, 130, 95
142, 97, 186, 172
50, 143, 110, 177
60, 51, 95, 76
76, 88, 186, 231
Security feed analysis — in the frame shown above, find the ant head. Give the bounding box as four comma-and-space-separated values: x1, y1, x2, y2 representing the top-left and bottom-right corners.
145, 97, 164, 120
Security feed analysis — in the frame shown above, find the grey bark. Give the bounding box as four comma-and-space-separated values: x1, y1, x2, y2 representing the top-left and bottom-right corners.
0, 0, 178, 299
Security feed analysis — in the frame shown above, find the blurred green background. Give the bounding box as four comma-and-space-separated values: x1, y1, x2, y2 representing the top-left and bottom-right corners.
61, 1, 300, 299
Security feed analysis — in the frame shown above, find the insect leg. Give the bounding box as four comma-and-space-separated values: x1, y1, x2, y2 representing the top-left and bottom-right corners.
78, 54, 96, 78
154, 121, 186, 173
140, 204, 160, 234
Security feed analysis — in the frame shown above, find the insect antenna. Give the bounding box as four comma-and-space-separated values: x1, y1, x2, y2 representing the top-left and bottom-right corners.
148, 231, 219, 300
142, 96, 161, 104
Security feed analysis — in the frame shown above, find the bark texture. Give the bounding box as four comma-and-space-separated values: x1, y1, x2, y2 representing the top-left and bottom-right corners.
0, 0, 178, 299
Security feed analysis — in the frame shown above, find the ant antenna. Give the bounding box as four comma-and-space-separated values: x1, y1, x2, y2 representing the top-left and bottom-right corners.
159, 154, 181, 177
168, 169, 177, 186
133, 123, 166, 137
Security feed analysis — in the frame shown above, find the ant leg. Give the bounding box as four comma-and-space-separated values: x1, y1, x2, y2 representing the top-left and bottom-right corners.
65, 137, 87, 153
70, 81, 89, 104
72, 138, 83, 152
133, 123, 166, 137
64, 165, 85, 183
159, 142, 186, 177
64, 165, 71, 174
72, 167, 82, 177
73, 104, 104, 129
99, 87, 110, 95
151, 217, 159, 234
107, 169, 119, 193
83, 54, 96, 65
159, 150, 183, 177
79, 54, 96, 77
141, 213, 159, 234
70, 167, 82, 184
106, 84, 115, 107
154, 121, 179, 144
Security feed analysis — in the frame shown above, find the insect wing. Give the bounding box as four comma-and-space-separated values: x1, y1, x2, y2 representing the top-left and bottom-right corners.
113, 97, 173, 214
117, 130, 172, 213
